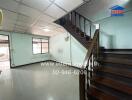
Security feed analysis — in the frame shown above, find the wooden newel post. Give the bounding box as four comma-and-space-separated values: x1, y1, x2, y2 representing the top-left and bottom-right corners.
79, 68, 86, 100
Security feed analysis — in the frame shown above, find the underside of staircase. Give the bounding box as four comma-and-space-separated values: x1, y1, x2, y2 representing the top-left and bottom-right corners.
55, 11, 93, 49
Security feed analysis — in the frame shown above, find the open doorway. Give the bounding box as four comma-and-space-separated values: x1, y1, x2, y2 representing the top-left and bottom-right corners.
0, 35, 10, 70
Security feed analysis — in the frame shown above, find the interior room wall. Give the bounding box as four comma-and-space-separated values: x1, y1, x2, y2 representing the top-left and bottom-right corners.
97, 11, 132, 49
76, 0, 132, 49
71, 36, 87, 67
49, 33, 71, 65
50, 32, 87, 68
0, 31, 50, 67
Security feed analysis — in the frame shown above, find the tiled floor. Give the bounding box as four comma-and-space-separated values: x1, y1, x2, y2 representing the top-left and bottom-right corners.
0, 61, 79, 100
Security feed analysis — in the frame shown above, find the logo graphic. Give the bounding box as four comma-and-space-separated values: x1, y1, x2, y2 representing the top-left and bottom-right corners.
110, 5, 125, 16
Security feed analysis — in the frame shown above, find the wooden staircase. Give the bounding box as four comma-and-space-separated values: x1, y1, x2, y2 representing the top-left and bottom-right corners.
55, 11, 93, 49
62, 21, 91, 49
88, 51, 132, 100
56, 10, 132, 100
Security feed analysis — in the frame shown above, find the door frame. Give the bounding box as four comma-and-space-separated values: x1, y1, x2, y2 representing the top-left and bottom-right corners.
0, 34, 12, 68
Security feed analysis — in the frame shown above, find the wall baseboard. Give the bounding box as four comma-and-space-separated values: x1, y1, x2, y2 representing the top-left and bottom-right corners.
11, 60, 50, 69
11, 60, 81, 70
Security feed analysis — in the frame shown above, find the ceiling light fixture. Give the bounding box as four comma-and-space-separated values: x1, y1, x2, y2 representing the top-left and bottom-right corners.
43, 28, 50, 32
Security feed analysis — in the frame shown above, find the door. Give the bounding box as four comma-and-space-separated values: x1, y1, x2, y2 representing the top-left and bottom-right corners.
0, 35, 10, 70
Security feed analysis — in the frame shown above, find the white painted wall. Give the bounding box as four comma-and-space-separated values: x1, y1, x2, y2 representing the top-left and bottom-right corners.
76, 0, 132, 49
0, 31, 50, 67
50, 32, 87, 68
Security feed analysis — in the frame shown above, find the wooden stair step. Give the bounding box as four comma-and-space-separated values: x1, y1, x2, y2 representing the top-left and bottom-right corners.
98, 57, 132, 65
102, 52, 132, 59
63, 21, 100, 50
98, 67, 132, 79
88, 86, 118, 100
85, 35, 90, 41
92, 76, 132, 95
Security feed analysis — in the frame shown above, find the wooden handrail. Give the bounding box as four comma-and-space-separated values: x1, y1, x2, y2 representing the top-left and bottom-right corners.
79, 29, 100, 100
82, 29, 99, 69
69, 11, 93, 38
74, 11, 92, 23
55, 10, 100, 100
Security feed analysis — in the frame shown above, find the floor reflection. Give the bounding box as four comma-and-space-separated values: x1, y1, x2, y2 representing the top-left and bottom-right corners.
0, 62, 79, 100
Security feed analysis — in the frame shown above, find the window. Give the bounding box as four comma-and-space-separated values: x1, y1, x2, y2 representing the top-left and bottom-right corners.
42, 39, 49, 53
33, 38, 49, 54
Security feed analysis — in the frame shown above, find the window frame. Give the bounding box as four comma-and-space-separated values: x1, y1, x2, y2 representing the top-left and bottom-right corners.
32, 38, 49, 55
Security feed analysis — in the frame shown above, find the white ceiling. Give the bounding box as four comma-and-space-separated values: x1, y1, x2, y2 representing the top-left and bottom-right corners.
0, 0, 84, 36
76, 0, 132, 22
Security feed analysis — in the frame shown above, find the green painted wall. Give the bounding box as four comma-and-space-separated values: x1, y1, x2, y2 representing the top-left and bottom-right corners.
50, 32, 87, 68
50, 33, 71, 65
0, 31, 50, 67
96, 11, 132, 49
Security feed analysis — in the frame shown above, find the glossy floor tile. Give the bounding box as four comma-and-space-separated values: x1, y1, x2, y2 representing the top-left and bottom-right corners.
0, 62, 79, 100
